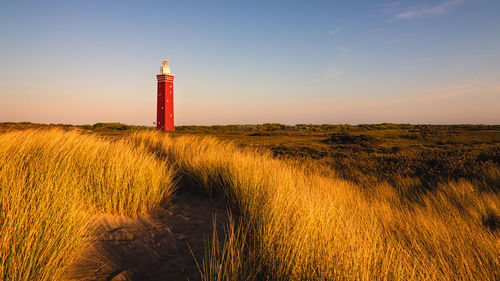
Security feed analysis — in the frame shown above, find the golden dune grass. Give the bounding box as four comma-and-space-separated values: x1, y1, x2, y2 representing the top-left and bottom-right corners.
0, 129, 173, 281
128, 131, 500, 280
1, 128, 498, 280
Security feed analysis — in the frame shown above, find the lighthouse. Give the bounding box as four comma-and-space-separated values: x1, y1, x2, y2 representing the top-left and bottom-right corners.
156, 59, 174, 131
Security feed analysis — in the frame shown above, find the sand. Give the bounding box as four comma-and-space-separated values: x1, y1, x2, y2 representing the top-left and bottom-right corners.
64, 190, 230, 281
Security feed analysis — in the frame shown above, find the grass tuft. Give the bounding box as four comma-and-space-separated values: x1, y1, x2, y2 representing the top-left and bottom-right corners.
0, 129, 174, 281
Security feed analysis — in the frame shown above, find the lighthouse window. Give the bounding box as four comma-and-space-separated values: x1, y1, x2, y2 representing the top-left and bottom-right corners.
170, 114, 172, 117
166, 99, 169, 102
169, 85, 172, 88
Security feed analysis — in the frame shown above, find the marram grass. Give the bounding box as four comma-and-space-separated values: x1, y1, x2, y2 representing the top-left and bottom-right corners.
0, 129, 174, 281
1, 128, 498, 280
128, 131, 500, 281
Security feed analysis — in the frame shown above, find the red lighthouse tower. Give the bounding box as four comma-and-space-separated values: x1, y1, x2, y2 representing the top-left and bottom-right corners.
156, 59, 174, 131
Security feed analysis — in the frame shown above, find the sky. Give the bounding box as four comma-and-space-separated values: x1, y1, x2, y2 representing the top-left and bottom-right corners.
0, 0, 499, 125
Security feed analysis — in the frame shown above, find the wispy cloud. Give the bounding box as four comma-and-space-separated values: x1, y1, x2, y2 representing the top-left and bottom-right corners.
356, 81, 500, 108
384, 0, 463, 20
324, 65, 344, 79
337, 46, 349, 59
323, 46, 349, 80
330, 26, 342, 36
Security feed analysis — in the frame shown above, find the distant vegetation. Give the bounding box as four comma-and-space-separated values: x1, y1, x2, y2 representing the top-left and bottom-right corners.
0, 123, 498, 280
1, 122, 498, 187
174, 123, 500, 188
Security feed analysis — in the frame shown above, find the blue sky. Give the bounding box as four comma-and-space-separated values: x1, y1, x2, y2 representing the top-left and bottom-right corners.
1, 0, 499, 125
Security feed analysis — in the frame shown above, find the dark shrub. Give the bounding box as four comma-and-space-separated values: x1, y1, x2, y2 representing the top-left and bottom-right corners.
323, 132, 382, 146
482, 209, 500, 231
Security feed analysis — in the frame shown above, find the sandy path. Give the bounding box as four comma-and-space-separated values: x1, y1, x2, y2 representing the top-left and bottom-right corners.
64, 191, 230, 281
